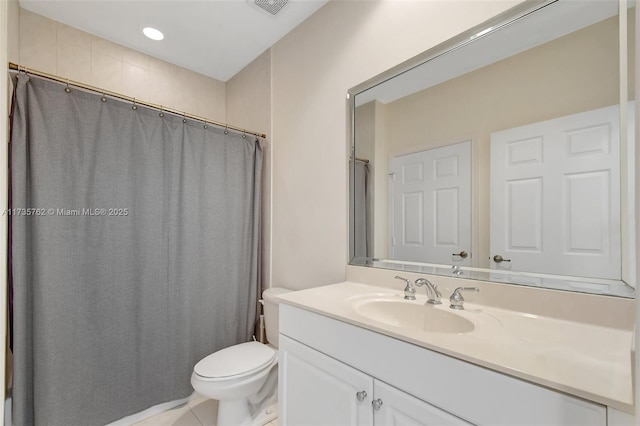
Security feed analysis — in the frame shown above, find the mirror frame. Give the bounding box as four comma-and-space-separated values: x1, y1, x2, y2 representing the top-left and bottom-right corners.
347, 0, 636, 298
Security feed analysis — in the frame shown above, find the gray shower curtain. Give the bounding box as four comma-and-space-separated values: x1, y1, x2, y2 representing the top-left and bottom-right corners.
10, 73, 263, 426
353, 160, 372, 258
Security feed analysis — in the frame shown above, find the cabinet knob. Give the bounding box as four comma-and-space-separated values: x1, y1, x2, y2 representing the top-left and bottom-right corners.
372, 398, 383, 411
356, 390, 367, 402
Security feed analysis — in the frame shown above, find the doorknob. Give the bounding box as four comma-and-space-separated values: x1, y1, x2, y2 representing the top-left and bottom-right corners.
493, 255, 511, 263
452, 251, 468, 259
356, 390, 367, 402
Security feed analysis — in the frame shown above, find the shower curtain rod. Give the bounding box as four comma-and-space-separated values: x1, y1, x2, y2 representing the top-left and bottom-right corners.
8, 62, 267, 139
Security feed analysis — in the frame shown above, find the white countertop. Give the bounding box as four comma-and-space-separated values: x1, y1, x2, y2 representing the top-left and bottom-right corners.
277, 281, 634, 412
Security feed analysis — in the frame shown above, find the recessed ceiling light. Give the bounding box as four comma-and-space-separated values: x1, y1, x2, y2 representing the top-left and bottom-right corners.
143, 27, 164, 41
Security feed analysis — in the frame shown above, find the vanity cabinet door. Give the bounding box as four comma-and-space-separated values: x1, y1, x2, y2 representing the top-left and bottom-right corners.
279, 335, 374, 426
373, 380, 472, 426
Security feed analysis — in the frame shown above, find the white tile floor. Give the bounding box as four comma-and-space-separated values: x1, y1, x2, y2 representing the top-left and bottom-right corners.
132, 395, 278, 426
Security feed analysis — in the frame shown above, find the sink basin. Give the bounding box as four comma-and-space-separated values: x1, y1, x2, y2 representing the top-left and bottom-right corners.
355, 299, 474, 334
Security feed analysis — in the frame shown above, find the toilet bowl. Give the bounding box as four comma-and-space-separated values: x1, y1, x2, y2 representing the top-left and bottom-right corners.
190, 287, 291, 426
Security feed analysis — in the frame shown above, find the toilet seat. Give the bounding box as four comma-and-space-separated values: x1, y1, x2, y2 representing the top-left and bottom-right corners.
194, 341, 276, 381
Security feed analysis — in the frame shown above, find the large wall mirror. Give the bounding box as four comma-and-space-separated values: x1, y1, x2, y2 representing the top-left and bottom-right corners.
349, 0, 636, 297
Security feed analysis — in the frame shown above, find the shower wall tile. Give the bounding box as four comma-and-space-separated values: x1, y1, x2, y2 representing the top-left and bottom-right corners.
148, 58, 176, 107
200, 77, 226, 121
122, 47, 151, 71
19, 10, 56, 72
57, 22, 91, 50
91, 53, 123, 94
188, 73, 212, 117
57, 22, 92, 84
190, 73, 210, 118
8, 0, 20, 63
91, 37, 123, 61
18, 7, 226, 123
57, 42, 92, 84
122, 62, 150, 101
172, 66, 197, 114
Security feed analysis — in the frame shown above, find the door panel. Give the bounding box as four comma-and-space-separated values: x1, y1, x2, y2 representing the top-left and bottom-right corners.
434, 188, 459, 246
564, 171, 609, 253
490, 105, 620, 279
403, 192, 424, 245
390, 141, 471, 265
506, 177, 542, 252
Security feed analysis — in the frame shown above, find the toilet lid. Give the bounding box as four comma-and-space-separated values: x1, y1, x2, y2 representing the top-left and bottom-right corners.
194, 341, 276, 379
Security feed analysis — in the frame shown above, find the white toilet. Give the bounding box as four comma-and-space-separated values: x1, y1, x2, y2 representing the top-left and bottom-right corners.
190, 287, 291, 426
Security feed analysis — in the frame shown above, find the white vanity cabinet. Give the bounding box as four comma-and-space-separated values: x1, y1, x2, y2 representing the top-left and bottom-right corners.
278, 304, 609, 426
373, 380, 470, 426
280, 334, 471, 425
279, 334, 373, 425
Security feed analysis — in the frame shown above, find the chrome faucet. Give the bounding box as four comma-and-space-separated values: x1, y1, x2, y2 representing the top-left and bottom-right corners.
395, 276, 416, 300
415, 278, 442, 305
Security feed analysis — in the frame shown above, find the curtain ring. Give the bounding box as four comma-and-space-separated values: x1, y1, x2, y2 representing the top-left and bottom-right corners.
64, 79, 71, 93
224, 125, 229, 135
132, 98, 138, 110
159, 106, 164, 118
101, 93, 107, 102
182, 112, 187, 124
242, 130, 247, 139
204, 120, 208, 129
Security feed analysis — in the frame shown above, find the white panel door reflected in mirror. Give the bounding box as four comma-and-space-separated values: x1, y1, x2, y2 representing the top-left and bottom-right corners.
490, 104, 625, 279
390, 141, 471, 266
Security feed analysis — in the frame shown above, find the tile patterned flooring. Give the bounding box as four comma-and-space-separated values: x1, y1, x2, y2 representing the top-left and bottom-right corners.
132, 395, 278, 426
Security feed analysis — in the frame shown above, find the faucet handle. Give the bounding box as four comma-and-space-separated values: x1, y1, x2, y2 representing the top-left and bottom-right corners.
395, 276, 416, 300
395, 275, 410, 284
449, 287, 479, 310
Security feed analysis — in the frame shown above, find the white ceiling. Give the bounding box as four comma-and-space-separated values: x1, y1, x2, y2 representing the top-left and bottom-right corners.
19, 0, 328, 82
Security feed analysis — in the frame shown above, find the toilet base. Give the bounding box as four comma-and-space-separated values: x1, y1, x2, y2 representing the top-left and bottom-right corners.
251, 402, 277, 426
216, 400, 277, 426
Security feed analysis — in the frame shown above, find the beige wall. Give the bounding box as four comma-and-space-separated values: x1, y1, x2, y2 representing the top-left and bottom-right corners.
226, 50, 273, 288
270, 0, 520, 290
8, 0, 19, 63
635, 6, 640, 415
226, 50, 271, 136
376, 14, 633, 268
17, 8, 226, 122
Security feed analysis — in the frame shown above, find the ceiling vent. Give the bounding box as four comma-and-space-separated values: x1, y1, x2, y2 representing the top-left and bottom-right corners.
250, 0, 289, 16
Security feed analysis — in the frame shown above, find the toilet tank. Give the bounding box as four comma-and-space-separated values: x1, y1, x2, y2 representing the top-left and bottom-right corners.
262, 287, 292, 348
